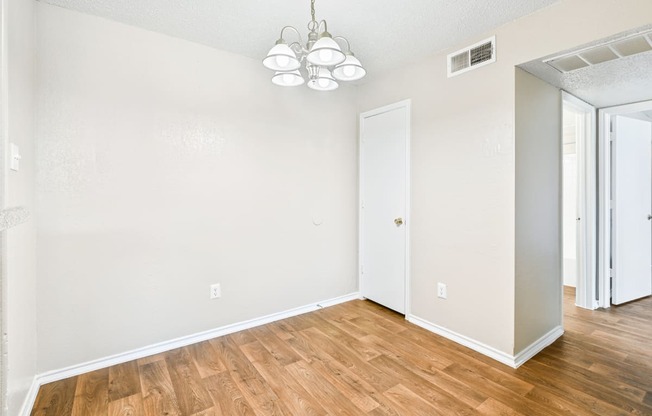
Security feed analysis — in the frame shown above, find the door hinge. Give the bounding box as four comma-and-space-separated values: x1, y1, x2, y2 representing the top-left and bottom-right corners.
360, 265, 364, 275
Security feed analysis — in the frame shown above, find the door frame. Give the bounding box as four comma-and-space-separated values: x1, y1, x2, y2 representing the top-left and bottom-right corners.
561, 92, 597, 310
598, 100, 652, 308
359, 99, 411, 316
0, 0, 7, 412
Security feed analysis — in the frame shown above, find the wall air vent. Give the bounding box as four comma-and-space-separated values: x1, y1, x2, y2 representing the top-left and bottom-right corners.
447, 36, 496, 77
545, 30, 652, 74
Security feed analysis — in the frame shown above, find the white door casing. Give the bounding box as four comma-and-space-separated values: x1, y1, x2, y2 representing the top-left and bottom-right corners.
359, 100, 410, 314
611, 115, 652, 305
562, 92, 596, 310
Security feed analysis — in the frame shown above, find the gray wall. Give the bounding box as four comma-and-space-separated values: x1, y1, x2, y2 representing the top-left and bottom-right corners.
514, 68, 562, 353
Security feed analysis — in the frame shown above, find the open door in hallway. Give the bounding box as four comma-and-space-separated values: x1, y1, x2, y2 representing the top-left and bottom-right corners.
612, 115, 652, 305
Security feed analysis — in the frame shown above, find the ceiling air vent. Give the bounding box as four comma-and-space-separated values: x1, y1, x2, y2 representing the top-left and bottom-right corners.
545, 29, 652, 74
447, 36, 496, 77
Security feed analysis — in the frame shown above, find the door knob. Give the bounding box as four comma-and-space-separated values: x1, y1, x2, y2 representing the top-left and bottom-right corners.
648, 214, 652, 220
394, 217, 403, 226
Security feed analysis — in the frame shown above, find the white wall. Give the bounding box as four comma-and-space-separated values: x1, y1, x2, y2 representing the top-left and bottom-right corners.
357, 0, 652, 356
35, 3, 358, 373
2, 0, 38, 414
514, 68, 561, 353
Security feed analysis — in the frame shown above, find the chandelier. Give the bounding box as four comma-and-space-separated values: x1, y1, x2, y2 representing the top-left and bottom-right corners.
262, 0, 366, 91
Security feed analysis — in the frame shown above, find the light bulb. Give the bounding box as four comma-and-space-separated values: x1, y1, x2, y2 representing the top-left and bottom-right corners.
275, 55, 290, 68
282, 73, 294, 84
318, 78, 330, 88
319, 49, 333, 63
343, 65, 356, 77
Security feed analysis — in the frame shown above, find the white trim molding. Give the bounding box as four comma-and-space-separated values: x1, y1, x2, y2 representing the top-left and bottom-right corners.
18, 378, 40, 416
23, 291, 360, 415
561, 91, 597, 311
407, 314, 515, 367
407, 314, 563, 368
513, 326, 564, 368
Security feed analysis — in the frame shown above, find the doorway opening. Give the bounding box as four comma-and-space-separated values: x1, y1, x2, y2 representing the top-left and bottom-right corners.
562, 93, 596, 310
517, 25, 652, 324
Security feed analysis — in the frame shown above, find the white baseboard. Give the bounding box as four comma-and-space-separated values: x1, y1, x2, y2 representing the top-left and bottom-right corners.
26, 291, 359, 413
406, 314, 517, 367
19, 376, 39, 416
513, 325, 564, 368
407, 314, 563, 369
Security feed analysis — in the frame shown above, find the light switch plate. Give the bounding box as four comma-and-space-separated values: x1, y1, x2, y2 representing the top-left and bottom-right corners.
437, 282, 447, 299
10, 143, 21, 171
210, 283, 221, 299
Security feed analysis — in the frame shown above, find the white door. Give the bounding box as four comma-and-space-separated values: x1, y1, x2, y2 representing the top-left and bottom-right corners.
612, 115, 652, 305
360, 101, 410, 314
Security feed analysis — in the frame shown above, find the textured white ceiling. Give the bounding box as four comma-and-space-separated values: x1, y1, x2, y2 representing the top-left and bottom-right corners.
519, 26, 652, 108
38, 0, 558, 76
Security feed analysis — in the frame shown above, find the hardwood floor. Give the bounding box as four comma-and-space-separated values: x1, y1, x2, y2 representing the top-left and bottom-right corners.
31, 289, 652, 415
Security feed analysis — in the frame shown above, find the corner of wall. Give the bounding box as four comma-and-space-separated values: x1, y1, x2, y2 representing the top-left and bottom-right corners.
514, 68, 563, 356
2, 0, 38, 415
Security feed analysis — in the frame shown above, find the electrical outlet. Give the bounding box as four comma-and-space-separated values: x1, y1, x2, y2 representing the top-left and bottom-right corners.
210, 283, 221, 299
437, 283, 447, 299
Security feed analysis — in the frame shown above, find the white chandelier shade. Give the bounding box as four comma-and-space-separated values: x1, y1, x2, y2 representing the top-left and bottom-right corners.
306, 36, 346, 67
333, 55, 366, 81
272, 70, 305, 87
262, 0, 365, 91
307, 68, 338, 91
262, 43, 301, 72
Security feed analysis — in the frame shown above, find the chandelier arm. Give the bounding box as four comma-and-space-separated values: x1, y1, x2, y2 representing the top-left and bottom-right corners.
288, 42, 307, 58
279, 26, 303, 44
317, 19, 329, 35
333, 36, 352, 54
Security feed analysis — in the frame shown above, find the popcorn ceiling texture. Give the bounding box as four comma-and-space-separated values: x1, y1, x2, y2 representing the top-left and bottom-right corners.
37, 0, 558, 77
518, 25, 652, 108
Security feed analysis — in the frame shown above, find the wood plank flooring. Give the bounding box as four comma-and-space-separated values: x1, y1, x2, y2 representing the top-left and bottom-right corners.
31, 288, 652, 415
